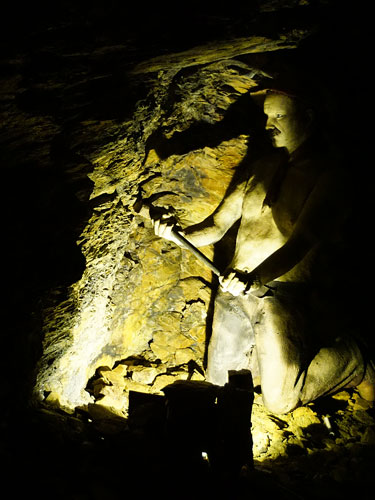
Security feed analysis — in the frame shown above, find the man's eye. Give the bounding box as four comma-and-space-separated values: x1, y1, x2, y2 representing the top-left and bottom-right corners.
276, 113, 284, 119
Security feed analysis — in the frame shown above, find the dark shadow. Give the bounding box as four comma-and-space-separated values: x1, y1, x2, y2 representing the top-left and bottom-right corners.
145, 88, 272, 172
14, 385, 375, 500
256, 436, 375, 500
2, 128, 93, 426
310, 395, 350, 416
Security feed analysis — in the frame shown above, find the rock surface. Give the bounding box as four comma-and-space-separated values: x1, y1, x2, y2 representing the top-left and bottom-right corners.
22, 10, 308, 413
1, 2, 374, 498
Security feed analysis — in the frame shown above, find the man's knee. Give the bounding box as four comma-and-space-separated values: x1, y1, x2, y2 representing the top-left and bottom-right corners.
260, 370, 303, 414
262, 391, 300, 415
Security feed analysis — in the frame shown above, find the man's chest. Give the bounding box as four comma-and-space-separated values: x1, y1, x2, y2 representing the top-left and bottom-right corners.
272, 165, 318, 234
243, 159, 319, 236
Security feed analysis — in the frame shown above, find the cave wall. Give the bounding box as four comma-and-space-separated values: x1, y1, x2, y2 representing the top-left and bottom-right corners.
1, 1, 371, 421
32, 44, 302, 415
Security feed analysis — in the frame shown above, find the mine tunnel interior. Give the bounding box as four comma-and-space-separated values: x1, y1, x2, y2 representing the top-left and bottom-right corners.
2, 1, 374, 498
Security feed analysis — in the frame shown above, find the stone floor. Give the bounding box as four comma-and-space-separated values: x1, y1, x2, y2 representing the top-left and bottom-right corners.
4, 386, 372, 500
251, 389, 375, 499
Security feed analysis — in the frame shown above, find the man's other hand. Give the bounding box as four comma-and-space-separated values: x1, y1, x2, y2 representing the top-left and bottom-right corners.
219, 268, 256, 296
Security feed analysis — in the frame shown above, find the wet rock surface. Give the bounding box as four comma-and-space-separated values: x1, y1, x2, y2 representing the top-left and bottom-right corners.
2, 2, 374, 498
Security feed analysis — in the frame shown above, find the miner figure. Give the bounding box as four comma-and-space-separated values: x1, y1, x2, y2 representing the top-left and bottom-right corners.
151, 86, 374, 414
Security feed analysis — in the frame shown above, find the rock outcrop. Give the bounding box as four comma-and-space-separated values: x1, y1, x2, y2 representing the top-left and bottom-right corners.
28, 18, 308, 414
1, 3, 373, 498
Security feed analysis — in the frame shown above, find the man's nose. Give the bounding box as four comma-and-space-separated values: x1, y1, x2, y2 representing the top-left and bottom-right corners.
265, 116, 274, 130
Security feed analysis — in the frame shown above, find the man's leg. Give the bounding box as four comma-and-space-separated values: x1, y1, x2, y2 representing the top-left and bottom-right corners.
300, 336, 367, 404
252, 285, 366, 414
205, 291, 258, 386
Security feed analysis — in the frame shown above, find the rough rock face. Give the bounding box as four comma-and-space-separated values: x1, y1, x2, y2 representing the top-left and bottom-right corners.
2, 3, 374, 498
8, 0, 366, 420
12, 3, 314, 415
32, 41, 299, 414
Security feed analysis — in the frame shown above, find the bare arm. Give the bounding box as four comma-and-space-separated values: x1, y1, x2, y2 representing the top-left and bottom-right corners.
220, 167, 350, 296
184, 181, 246, 246
153, 180, 246, 247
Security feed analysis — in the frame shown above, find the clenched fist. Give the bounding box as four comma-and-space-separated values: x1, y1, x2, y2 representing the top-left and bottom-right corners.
219, 268, 259, 296
150, 208, 185, 246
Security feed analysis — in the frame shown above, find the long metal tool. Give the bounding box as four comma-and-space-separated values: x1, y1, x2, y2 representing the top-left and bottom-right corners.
169, 229, 221, 276
133, 197, 275, 296
134, 198, 221, 276
175, 230, 276, 297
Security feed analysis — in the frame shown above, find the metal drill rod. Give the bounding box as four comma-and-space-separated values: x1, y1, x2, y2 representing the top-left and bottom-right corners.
133, 197, 274, 296
170, 229, 221, 276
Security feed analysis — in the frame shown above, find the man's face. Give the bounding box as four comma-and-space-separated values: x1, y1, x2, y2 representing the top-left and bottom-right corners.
263, 92, 310, 154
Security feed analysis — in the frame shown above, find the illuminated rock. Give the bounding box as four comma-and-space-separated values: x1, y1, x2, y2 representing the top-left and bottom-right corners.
32, 31, 308, 415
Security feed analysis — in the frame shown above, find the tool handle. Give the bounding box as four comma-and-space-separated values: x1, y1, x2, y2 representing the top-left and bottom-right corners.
171, 230, 221, 276
133, 198, 221, 276
133, 198, 274, 295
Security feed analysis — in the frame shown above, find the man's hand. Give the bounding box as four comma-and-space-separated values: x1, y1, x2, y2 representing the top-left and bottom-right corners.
219, 268, 258, 296
150, 207, 185, 246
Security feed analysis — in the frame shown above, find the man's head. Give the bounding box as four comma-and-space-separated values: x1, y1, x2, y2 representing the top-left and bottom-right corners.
263, 91, 314, 154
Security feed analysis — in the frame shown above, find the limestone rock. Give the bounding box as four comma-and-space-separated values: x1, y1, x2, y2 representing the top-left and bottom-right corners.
291, 406, 321, 428
131, 366, 159, 385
